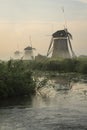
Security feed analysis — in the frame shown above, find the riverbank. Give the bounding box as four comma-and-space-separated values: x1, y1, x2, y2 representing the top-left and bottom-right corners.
0, 58, 87, 99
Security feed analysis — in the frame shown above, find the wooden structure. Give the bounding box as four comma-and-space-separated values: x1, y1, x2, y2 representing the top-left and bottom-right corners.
23, 46, 35, 60
47, 28, 76, 59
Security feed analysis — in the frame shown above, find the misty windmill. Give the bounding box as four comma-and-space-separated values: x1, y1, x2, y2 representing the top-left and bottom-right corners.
14, 50, 20, 57
14, 44, 21, 59
47, 8, 76, 59
23, 37, 35, 60
47, 28, 76, 59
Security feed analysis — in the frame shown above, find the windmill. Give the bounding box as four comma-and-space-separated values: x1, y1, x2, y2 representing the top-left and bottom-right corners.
47, 8, 76, 59
47, 28, 76, 59
14, 43, 21, 59
14, 50, 20, 56
23, 36, 35, 60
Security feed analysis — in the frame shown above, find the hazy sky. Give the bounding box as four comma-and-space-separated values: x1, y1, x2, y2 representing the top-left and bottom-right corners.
0, 0, 87, 60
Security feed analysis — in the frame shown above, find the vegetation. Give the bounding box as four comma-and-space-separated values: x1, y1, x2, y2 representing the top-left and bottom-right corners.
0, 57, 87, 99
0, 60, 36, 99
27, 58, 87, 74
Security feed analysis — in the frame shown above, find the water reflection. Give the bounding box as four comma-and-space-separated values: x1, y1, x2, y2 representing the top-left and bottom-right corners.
0, 96, 33, 109
32, 75, 87, 108
52, 76, 73, 91
36, 76, 73, 99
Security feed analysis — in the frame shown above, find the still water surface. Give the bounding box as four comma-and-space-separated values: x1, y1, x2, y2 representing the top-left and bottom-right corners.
0, 76, 87, 130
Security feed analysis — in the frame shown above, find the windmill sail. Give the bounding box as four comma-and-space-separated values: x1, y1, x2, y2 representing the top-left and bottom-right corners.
47, 37, 53, 56
14, 43, 21, 59
29, 36, 32, 48
68, 37, 76, 57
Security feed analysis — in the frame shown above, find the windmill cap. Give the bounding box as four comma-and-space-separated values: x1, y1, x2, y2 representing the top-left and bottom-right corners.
52, 29, 68, 38
24, 46, 35, 50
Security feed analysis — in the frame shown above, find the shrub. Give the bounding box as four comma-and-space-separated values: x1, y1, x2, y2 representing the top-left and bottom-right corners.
77, 62, 87, 74
0, 60, 36, 99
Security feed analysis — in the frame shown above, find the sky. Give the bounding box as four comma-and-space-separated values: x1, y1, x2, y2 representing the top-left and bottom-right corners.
0, 0, 87, 60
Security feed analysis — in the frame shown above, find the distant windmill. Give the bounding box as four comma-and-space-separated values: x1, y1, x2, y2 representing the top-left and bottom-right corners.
14, 43, 21, 59
47, 8, 76, 59
23, 36, 35, 60
14, 50, 20, 56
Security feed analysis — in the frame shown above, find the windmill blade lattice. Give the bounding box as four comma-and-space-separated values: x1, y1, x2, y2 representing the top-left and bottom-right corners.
47, 37, 53, 56
68, 36, 76, 58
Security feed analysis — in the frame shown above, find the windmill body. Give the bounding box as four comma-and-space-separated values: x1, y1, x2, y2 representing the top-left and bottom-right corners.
47, 28, 76, 59
14, 50, 21, 59
23, 36, 36, 60
23, 46, 35, 60
52, 30, 70, 58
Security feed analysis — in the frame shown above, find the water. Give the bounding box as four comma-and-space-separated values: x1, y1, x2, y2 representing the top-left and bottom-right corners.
0, 75, 87, 130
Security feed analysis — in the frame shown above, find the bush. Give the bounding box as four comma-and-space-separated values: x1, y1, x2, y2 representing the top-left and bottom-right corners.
0, 60, 36, 99
44, 60, 62, 72
76, 62, 87, 74
61, 59, 78, 72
